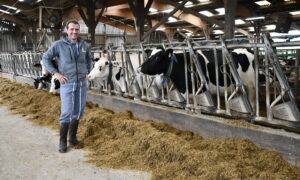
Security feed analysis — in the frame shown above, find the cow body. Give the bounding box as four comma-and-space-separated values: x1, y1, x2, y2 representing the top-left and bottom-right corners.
34, 60, 60, 94
140, 47, 256, 108
88, 56, 126, 93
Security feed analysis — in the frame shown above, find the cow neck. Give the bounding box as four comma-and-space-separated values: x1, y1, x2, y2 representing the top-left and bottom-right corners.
162, 55, 175, 85
107, 62, 113, 84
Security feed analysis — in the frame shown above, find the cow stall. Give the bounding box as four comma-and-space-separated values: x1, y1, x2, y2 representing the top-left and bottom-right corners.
87, 34, 300, 131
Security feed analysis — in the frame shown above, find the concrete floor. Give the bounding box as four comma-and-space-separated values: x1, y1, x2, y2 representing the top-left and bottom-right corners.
0, 106, 150, 180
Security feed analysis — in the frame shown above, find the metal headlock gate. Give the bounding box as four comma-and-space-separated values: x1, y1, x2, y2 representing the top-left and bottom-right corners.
0, 51, 42, 78
1, 34, 300, 130
87, 34, 300, 130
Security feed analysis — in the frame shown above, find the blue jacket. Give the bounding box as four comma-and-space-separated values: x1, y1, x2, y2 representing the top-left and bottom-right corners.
42, 36, 92, 82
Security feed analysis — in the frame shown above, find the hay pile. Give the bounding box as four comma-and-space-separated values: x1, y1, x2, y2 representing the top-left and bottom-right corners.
1, 77, 300, 180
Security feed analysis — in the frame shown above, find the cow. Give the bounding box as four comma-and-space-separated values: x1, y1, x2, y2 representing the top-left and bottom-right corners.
139, 47, 257, 110
87, 56, 126, 94
34, 60, 60, 94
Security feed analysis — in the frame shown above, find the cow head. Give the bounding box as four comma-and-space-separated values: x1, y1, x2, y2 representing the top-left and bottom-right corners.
140, 47, 173, 75
88, 57, 110, 80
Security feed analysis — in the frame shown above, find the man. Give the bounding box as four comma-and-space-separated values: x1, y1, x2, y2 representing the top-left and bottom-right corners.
42, 20, 92, 153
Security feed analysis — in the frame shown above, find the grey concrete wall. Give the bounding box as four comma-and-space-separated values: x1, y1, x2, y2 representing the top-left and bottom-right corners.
1, 72, 300, 167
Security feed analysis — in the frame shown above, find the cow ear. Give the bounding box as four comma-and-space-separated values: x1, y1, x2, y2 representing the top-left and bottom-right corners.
93, 58, 100, 62
165, 49, 174, 58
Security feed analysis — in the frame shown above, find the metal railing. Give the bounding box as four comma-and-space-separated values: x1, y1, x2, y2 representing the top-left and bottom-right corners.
1, 35, 300, 128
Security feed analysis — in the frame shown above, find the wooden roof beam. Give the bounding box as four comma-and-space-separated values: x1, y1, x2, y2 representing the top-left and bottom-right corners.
62, 7, 136, 33
0, 14, 28, 27
159, 0, 250, 36
0, 0, 37, 12
150, 0, 209, 36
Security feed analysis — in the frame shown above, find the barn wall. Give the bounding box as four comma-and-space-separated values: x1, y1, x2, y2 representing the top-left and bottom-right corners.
0, 32, 17, 52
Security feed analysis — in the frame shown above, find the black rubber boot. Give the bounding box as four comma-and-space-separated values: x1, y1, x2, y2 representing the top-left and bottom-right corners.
68, 120, 84, 148
59, 122, 69, 153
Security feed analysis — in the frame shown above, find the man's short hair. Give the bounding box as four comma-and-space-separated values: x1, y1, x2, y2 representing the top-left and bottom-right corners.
66, 19, 80, 29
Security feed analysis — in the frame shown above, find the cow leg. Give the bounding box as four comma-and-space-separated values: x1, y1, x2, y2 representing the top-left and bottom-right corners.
37, 81, 44, 89
246, 85, 256, 113
49, 77, 59, 94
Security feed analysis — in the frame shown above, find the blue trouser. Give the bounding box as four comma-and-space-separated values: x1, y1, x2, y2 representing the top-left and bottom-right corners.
59, 79, 87, 123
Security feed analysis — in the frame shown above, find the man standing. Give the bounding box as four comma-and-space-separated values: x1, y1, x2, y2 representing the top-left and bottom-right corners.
42, 20, 92, 153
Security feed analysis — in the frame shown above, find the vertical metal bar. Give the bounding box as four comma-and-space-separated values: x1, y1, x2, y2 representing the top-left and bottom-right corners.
189, 50, 197, 109
183, 48, 190, 108
139, 43, 146, 99
295, 50, 300, 96
213, 47, 221, 111
120, 51, 129, 95
264, 45, 271, 120
254, 45, 260, 117
222, 49, 230, 114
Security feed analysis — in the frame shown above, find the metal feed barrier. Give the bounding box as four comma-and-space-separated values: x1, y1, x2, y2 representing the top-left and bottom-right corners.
1, 34, 300, 131
88, 34, 300, 129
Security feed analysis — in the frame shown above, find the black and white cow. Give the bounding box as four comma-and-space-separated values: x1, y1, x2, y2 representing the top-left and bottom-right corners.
34, 60, 60, 94
88, 56, 126, 93
139, 47, 256, 108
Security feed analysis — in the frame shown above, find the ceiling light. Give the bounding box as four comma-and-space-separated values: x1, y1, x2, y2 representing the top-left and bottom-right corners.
287, 30, 300, 35
265, 24, 276, 30
168, 17, 178, 22
235, 19, 246, 25
0, 9, 11, 14
183, 28, 193, 33
255, 1, 271, 6
186, 32, 192, 36
156, 27, 166, 31
213, 30, 224, 34
184, 1, 193, 7
215, 8, 225, 15
290, 11, 300, 16
18, 0, 25, 2
149, 8, 157, 13
199, 10, 213, 17
245, 16, 265, 21
198, 0, 210, 2
162, 9, 173, 13
248, 27, 254, 31
2, 5, 17, 10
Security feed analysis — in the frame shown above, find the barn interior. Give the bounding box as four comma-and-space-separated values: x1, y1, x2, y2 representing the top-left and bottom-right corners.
1, 0, 300, 47
1, 0, 300, 175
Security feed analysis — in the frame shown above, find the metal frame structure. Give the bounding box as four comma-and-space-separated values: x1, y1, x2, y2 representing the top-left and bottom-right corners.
1, 35, 300, 129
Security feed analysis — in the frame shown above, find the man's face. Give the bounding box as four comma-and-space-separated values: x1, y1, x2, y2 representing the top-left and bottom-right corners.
67, 22, 80, 42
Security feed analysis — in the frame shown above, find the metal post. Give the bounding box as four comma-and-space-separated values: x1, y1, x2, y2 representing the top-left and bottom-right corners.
213, 47, 221, 112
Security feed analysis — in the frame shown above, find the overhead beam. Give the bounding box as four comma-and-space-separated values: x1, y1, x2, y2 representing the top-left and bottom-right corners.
104, 9, 133, 19
62, 7, 136, 33
94, 0, 127, 8
142, 0, 189, 40
159, 0, 250, 36
0, 14, 28, 27
0, 0, 35, 11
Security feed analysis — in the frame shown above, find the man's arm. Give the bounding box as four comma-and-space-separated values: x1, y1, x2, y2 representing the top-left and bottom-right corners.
42, 42, 58, 75
86, 46, 92, 74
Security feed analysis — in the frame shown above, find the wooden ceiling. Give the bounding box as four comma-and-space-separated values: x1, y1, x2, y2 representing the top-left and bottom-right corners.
0, 0, 300, 39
